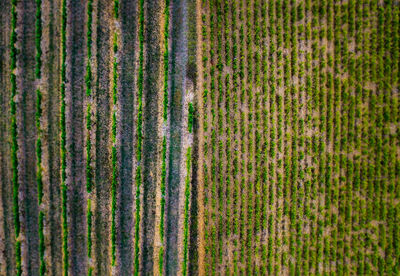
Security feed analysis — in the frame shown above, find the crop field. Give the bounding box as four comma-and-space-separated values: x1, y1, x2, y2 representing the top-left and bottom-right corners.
0, 0, 399, 275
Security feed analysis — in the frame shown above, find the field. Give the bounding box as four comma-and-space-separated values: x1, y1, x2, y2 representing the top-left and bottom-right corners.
0, 0, 399, 275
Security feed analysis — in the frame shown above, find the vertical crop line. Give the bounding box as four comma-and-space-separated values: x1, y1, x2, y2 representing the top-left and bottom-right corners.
35, 0, 45, 274
111, 0, 119, 268
85, 0, 93, 274
208, 0, 217, 271
230, 1, 239, 272
182, 145, 192, 275
182, 103, 194, 275
60, 0, 68, 274
159, 0, 170, 273
10, 0, 21, 274
200, 0, 211, 273
134, 0, 144, 273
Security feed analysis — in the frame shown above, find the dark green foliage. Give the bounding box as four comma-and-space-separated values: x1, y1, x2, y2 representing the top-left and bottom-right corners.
188, 102, 194, 133
182, 147, 192, 275
134, 0, 144, 274
39, 212, 45, 275
10, 0, 21, 274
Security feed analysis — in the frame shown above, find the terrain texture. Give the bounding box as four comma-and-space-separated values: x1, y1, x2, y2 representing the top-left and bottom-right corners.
0, 0, 399, 275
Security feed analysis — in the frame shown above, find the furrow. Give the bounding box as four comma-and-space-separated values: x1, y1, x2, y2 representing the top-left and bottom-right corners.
65, 0, 87, 273
93, 0, 112, 274
41, 0, 62, 273
0, 1, 14, 274
140, 0, 163, 273
16, 0, 40, 274
116, 0, 138, 273
164, 0, 188, 273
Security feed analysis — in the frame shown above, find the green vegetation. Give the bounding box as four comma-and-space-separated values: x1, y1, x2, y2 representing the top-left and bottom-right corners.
2, 1, 399, 274
159, 0, 170, 273
10, 0, 21, 274
60, 0, 68, 274
188, 102, 193, 133
85, 0, 94, 274
111, 0, 119, 267
200, 0, 400, 274
35, 0, 45, 274
134, 0, 144, 274
182, 146, 192, 275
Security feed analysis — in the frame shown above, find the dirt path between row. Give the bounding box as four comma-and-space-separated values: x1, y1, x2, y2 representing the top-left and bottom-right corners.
164, 0, 188, 274
65, 0, 87, 274
93, 0, 112, 273
116, 0, 138, 273
0, 1, 14, 274
41, 0, 62, 273
16, 0, 40, 274
140, 0, 163, 273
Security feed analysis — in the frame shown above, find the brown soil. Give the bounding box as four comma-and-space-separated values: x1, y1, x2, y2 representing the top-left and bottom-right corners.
65, 0, 88, 274
41, 0, 63, 274
93, 0, 112, 274
0, 1, 15, 274
16, 0, 40, 274
115, 0, 138, 273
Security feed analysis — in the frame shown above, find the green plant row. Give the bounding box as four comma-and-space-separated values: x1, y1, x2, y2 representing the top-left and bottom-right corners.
10, 0, 21, 274
134, 0, 144, 274
111, 0, 119, 267
230, 1, 240, 274
60, 0, 68, 274
266, 1, 277, 274
215, 5, 222, 264
85, 0, 93, 274
207, 0, 217, 273
260, 1, 270, 273
158, 0, 169, 273
288, 1, 298, 273
200, 0, 211, 273
237, 2, 246, 273
35, 0, 45, 274
221, 4, 233, 274
252, 1, 263, 273
245, 0, 255, 273
276, 0, 284, 272
182, 146, 192, 275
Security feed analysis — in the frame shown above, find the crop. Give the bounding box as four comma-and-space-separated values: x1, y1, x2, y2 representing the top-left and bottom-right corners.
2, 1, 399, 274
60, 0, 68, 274
85, 0, 94, 274
35, 0, 45, 274
158, 0, 170, 273
134, 0, 145, 274
10, 0, 21, 274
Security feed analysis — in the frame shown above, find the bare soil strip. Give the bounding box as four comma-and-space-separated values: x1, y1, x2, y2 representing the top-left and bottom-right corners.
93, 0, 112, 274
140, 0, 163, 273
16, 0, 40, 274
0, 2, 14, 274
164, 0, 188, 273
41, 0, 62, 274
116, 0, 138, 273
65, 0, 87, 274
